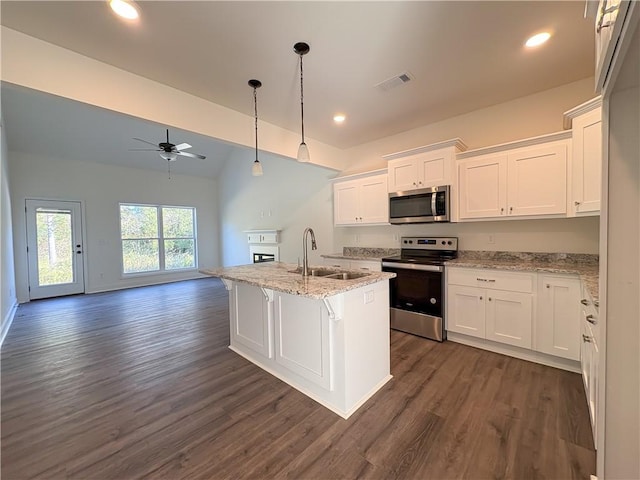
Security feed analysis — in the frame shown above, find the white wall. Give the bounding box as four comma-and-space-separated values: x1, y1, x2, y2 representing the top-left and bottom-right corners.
603, 18, 640, 479
334, 217, 600, 254
342, 77, 596, 173
1, 114, 17, 342
9, 151, 220, 303
218, 149, 336, 267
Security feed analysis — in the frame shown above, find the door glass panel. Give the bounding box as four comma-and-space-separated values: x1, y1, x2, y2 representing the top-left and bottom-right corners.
35, 209, 74, 285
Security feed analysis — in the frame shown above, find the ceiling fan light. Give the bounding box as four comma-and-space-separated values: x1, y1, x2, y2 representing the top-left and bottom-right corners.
252, 160, 263, 176
297, 142, 310, 163
159, 151, 177, 161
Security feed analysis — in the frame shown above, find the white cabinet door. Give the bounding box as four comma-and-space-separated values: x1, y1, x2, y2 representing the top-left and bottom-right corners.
507, 144, 567, 216
360, 175, 389, 224
581, 319, 598, 439
536, 275, 581, 361
417, 149, 450, 188
334, 180, 360, 225
387, 157, 418, 192
458, 155, 507, 219
274, 292, 332, 390
446, 285, 486, 339
230, 283, 272, 359
572, 108, 602, 214
485, 290, 533, 349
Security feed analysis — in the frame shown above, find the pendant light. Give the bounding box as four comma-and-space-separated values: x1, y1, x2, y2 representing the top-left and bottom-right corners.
294, 42, 310, 163
249, 79, 263, 176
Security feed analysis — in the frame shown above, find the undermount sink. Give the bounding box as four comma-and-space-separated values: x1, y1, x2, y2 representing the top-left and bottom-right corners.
323, 272, 370, 280
287, 267, 370, 280
287, 267, 338, 277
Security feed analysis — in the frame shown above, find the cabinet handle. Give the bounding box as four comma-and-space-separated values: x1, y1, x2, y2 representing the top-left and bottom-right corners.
575, 201, 581, 207
413, 182, 417, 186
476, 278, 487, 282
500, 207, 504, 214
487, 279, 496, 283
546, 284, 550, 289
509, 206, 513, 213
418, 181, 423, 185
580, 299, 589, 306
583, 334, 592, 343
586, 314, 598, 325
594, 300, 599, 308
488, 297, 492, 301
479, 296, 483, 300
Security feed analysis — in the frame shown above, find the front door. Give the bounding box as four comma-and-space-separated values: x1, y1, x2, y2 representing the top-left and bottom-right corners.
26, 199, 85, 300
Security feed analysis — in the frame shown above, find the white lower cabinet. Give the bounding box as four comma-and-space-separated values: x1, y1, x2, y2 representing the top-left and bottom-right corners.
536, 275, 581, 361
446, 283, 532, 348
274, 292, 332, 390
446, 269, 534, 348
485, 290, 533, 349
580, 287, 599, 443
446, 267, 584, 368
446, 285, 486, 338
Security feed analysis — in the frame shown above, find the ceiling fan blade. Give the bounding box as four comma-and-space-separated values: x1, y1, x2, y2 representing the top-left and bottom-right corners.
133, 137, 160, 147
177, 151, 206, 160
129, 148, 161, 151
174, 143, 192, 151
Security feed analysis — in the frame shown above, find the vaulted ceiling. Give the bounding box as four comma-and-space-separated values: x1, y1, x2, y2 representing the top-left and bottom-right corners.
1, 1, 595, 176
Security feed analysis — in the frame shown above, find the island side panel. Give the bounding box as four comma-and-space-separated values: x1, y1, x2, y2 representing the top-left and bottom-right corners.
340, 280, 392, 412
228, 282, 273, 359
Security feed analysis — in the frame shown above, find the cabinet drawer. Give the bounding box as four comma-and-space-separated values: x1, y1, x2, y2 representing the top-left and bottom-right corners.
447, 268, 535, 293
350, 260, 382, 272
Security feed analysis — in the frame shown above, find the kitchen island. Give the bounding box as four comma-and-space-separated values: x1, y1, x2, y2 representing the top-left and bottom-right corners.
200, 262, 395, 418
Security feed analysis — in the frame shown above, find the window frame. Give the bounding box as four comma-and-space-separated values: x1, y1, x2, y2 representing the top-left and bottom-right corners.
119, 203, 198, 276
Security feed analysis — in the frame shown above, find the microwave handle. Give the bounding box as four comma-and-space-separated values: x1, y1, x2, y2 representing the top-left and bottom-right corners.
431, 192, 437, 216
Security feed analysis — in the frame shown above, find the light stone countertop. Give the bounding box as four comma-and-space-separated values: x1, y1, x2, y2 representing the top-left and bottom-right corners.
445, 251, 599, 302
200, 262, 395, 300
321, 247, 400, 262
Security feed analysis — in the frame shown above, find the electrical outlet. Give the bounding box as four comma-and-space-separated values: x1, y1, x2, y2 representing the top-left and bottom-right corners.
488, 234, 495, 244
364, 290, 374, 304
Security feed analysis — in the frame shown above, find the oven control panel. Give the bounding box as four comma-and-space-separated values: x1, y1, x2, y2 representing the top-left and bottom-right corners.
400, 236, 458, 251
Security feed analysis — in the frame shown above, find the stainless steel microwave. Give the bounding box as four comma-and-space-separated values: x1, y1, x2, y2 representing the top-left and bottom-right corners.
389, 185, 450, 224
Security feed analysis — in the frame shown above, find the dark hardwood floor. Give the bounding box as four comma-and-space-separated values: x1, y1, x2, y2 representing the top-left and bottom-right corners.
1, 278, 595, 479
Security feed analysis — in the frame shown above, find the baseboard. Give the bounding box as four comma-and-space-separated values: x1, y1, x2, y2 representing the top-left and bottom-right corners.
87, 273, 209, 295
1, 301, 18, 348
447, 331, 581, 373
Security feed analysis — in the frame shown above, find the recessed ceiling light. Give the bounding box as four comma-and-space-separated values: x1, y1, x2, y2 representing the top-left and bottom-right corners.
109, 0, 140, 20
333, 114, 346, 124
525, 32, 551, 48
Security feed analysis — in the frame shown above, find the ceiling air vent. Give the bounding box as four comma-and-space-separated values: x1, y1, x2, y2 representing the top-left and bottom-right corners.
375, 72, 414, 92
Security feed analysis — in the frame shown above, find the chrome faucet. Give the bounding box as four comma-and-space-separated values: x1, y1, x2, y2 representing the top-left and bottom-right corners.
302, 227, 317, 277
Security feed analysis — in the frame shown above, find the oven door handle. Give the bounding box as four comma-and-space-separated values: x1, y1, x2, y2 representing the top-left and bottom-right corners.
382, 261, 443, 272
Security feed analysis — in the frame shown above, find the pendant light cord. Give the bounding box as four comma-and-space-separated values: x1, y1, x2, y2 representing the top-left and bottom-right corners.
254, 86, 259, 162
299, 54, 305, 144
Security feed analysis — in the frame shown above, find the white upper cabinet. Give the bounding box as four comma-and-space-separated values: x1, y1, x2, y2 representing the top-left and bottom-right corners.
457, 132, 570, 221
458, 154, 508, 219
384, 139, 467, 193
333, 171, 389, 226
564, 98, 603, 216
507, 144, 567, 216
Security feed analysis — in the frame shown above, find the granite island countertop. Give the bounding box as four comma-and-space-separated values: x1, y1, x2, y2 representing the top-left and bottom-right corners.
445, 251, 599, 302
200, 261, 395, 300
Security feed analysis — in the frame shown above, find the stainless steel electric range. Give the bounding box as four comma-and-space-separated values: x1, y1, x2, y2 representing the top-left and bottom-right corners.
381, 236, 458, 341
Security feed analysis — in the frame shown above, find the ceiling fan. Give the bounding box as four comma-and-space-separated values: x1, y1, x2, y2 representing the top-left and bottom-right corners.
131, 129, 206, 161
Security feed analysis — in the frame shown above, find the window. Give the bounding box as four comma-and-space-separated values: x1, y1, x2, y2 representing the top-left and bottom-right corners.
119, 204, 197, 274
